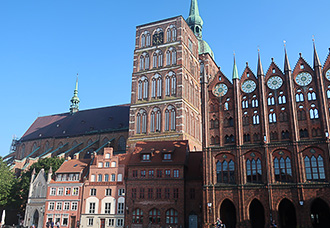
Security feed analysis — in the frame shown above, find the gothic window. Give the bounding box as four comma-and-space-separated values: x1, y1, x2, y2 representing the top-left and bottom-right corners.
165, 209, 178, 224
167, 29, 171, 42
136, 109, 147, 134
152, 50, 163, 68
153, 53, 157, 68
253, 115, 260, 125
269, 111, 277, 123
225, 117, 234, 127
246, 156, 262, 183
304, 155, 326, 181
145, 54, 149, 69
171, 26, 177, 41
273, 155, 292, 182
297, 109, 306, 121
300, 129, 309, 138
141, 34, 146, 48
166, 51, 171, 66
210, 136, 215, 145
252, 99, 258, 107
308, 91, 317, 101
165, 72, 176, 96
146, 33, 151, 46
278, 95, 286, 104
309, 107, 319, 119
242, 98, 248, 109
171, 74, 176, 95
150, 107, 161, 133
140, 55, 145, 71
224, 102, 229, 110
165, 76, 170, 95
281, 130, 290, 139
172, 49, 176, 65
151, 74, 162, 98
149, 208, 161, 224
327, 90, 330, 98
157, 77, 162, 98
295, 93, 304, 102
214, 119, 219, 128
224, 135, 235, 144
158, 52, 163, 67
138, 76, 148, 100
117, 136, 126, 151
267, 96, 275, 106
279, 112, 288, 122
165, 105, 176, 131
132, 208, 143, 224
216, 159, 235, 184
243, 134, 251, 142
243, 115, 249, 126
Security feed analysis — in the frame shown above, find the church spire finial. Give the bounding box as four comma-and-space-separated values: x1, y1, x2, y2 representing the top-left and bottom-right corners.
313, 36, 321, 68
284, 40, 291, 72
186, 0, 203, 39
70, 73, 80, 114
257, 48, 264, 77
232, 53, 239, 80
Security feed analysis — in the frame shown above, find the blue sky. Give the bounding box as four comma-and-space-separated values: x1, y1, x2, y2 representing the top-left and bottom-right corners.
0, 0, 329, 157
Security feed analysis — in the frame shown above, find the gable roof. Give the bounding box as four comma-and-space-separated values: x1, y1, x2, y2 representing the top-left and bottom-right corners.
56, 159, 91, 174
20, 104, 130, 142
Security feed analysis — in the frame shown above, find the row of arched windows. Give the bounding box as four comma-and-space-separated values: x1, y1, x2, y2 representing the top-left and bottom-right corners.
140, 26, 177, 48
132, 208, 178, 224
139, 48, 177, 71
137, 72, 177, 100
216, 152, 326, 184
296, 91, 317, 102
136, 106, 176, 134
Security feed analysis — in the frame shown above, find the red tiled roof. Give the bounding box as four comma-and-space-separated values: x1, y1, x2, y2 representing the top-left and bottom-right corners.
20, 105, 130, 142
128, 140, 189, 166
56, 159, 91, 174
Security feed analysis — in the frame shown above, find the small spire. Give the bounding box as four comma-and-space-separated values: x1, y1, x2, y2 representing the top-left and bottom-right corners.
232, 53, 239, 80
70, 74, 80, 114
284, 41, 291, 72
313, 36, 321, 68
257, 49, 264, 76
186, 0, 203, 38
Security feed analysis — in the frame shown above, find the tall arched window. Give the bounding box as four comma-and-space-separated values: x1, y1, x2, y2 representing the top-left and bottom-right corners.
157, 77, 162, 98
165, 105, 176, 131
141, 34, 146, 48
308, 91, 317, 101
253, 115, 260, 125
165, 72, 176, 96
172, 27, 177, 41
165, 209, 178, 224
151, 74, 162, 98
246, 156, 262, 183
136, 109, 147, 134
166, 29, 171, 42
296, 93, 304, 102
278, 95, 286, 104
166, 51, 171, 66
139, 55, 145, 71
297, 109, 306, 121
242, 97, 248, 108
149, 208, 160, 224
145, 54, 149, 69
310, 108, 319, 119
267, 96, 275, 105
327, 90, 330, 98
117, 136, 126, 151
138, 76, 148, 100
252, 98, 259, 107
273, 154, 292, 182
300, 129, 309, 138
304, 155, 325, 181
132, 208, 143, 224
146, 33, 151, 46
150, 107, 161, 133
216, 159, 235, 184
269, 111, 276, 123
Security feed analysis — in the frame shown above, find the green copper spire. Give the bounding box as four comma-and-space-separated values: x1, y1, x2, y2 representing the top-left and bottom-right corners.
70, 74, 80, 114
186, 0, 203, 39
232, 54, 239, 80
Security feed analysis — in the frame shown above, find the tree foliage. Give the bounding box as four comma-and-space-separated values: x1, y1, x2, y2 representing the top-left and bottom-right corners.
0, 157, 15, 207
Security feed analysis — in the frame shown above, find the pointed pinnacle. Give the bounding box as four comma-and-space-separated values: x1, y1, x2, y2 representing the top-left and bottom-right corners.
284, 45, 291, 72
257, 49, 264, 76
313, 39, 321, 68
232, 54, 239, 80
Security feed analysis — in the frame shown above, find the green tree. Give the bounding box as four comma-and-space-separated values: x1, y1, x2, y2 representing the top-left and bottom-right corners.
10, 157, 65, 212
0, 157, 15, 207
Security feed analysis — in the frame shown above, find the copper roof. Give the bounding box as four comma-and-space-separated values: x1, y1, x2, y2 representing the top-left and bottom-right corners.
20, 105, 130, 142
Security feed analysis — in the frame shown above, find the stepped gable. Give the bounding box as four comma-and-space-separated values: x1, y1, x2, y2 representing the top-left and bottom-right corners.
128, 140, 189, 165
20, 104, 130, 142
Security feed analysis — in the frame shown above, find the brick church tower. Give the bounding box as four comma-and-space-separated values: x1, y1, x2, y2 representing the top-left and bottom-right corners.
126, 0, 214, 151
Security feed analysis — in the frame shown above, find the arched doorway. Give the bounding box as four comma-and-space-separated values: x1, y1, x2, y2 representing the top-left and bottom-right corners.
249, 199, 265, 228
33, 210, 39, 227
279, 198, 297, 228
220, 199, 236, 228
188, 212, 198, 228
311, 198, 330, 228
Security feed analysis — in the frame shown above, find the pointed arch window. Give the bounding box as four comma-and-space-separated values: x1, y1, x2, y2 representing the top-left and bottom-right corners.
165, 105, 176, 131
157, 77, 162, 98
243, 134, 251, 142
295, 93, 304, 102
267, 96, 275, 106
242, 97, 248, 109
308, 91, 317, 101
172, 49, 176, 65
297, 108, 306, 121
167, 29, 171, 42
158, 52, 163, 67
273, 155, 292, 182
269, 111, 277, 123
171, 74, 176, 95
327, 90, 330, 98
150, 107, 161, 133
300, 129, 309, 138
309, 107, 319, 119
224, 102, 229, 110
145, 54, 149, 69
139, 55, 145, 71
136, 109, 147, 134
253, 114, 260, 125
146, 33, 151, 46
246, 157, 262, 183
252, 98, 259, 107
149, 208, 160, 224
166, 51, 171, 66
216, 159, 235, 184
141, 34, 146, 48
278, 95, 286, 104
281, 130, 290, 139
304, 155, 325, 181
138, 80, 143, 100
172, 28, 177, 41
153, 53, 157, 68
138, 76, 148, 100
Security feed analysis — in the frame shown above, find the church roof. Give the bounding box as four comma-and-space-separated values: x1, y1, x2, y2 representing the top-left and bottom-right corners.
20, 104, 130, 142
199, 40, 214, 59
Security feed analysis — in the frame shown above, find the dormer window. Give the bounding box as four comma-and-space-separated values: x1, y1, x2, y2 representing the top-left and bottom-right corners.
142, 154, 150, 161
164, 153, 172, 160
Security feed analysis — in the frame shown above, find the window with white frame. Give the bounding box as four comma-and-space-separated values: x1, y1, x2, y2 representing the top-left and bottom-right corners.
118, 189, 125, 196
111, 174, 116, 182
90, 188, 96, 196
87, 218, 93, 226
64, 202, 70, 210
62, 215, 68, 226
89, 202, 96, 214
118, 174, 123, 182
57, 188, 63, 196
72, 187, 79, 196
118, 203, 124, 214
65, 188, 71, 196
48, 202, 55, 210
71, 202, 77, 211
98, 162, 103, 168
106, 188, 112, 196
98, 174, 102, 182
105, 203, 111, 214
91, 174, 95, 182
117, 219, 124, 227
50, 188, 56, 196
104, 174, 109, 182
56, 202, 62, 211
108, 219, 114, 226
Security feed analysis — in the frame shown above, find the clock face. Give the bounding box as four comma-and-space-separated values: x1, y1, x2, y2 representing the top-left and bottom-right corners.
295, 72, 312, 86
152, 32, 164, 45
267, 76, 283, 90
326, 69, 330, 81
241, 80, 256, 93
212, 83, 228, 97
